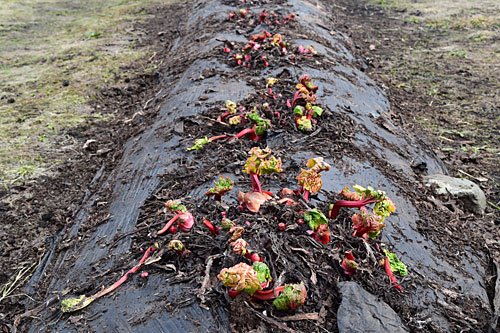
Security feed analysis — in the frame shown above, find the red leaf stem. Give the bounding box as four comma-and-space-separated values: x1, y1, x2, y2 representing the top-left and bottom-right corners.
251, 173, 262, 193
251, 286, 285, 300
94, 246, 156, 299
203, 218, 220, 235
158, 214, 180, 235
328, 198, 377, 219
384, 257, 403, 292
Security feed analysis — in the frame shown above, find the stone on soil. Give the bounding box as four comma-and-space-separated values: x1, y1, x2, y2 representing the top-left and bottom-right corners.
424, 174, 487, 214
337, 282, 408, 333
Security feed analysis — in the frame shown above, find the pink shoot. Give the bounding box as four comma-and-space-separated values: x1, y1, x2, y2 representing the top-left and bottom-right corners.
342, 251, 358, 276
243, 147, 282, 194
384, 257, 403, 292
203, 218, 220, 235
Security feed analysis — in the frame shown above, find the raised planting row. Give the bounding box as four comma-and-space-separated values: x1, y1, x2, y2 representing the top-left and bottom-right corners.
25, 0, 490, 331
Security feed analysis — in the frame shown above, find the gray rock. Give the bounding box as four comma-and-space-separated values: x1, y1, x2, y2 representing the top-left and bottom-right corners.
337, 282, 408, 333
424, 174, 487, 214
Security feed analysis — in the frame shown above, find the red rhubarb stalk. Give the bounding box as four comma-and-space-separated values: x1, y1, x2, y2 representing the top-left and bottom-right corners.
251, 286, 284, 300
203, 218, 220, 235
157, 214, 180, 235
60, 246, 156, 312
384, 257, 403, 292
329, 198, 377, 219
250, 173, 262, 193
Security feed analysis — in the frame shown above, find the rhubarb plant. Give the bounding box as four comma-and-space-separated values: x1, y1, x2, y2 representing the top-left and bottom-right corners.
271, 282, 307, 310
243, 147, 282, 194
303, 209, 330, 244
329, 184, 396, 219
296, 157, 331, 202
61, 246, 157, 312
206, 175, 233, 201
351, 207, 386, 239
158, 200, 194, 234
383, 250, 407, 276
291, 74, 318, 106
218, 262, 271, 296
342, 251, 358, 276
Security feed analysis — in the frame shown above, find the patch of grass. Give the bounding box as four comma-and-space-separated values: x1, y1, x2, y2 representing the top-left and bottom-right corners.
0, 0, 167, 186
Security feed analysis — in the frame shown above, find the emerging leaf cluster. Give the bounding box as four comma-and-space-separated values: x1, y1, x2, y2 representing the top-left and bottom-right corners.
206, 175, 234, 197
243, 147, 282, 175
218, 262, 271, 296
303, 208, 328, 232
272, 282, 307, 310
383, 250, 407, 276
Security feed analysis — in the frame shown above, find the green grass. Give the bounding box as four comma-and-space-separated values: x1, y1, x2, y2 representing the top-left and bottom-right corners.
0, 0, 167, 186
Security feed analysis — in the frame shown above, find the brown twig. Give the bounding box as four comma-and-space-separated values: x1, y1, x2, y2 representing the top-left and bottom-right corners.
12, 295, 59, 332
244, 302, 300, 333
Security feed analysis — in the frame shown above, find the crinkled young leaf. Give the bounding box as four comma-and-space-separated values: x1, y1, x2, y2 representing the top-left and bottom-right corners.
305, 157, 331, 173
206, 175, 233, 197
252, 262, 272, 284
187, 137, 210, 151
351, 207, 386, 239
311, 106, 323, 117
232, 238, 248, 255
383, 250, 407, 276
226, 100, 237, 114
243, 147, 281, 176
259, 156, 282, 175
266, 77, 278, 88
272, 282, 307, 310
293, 106, 304, 116
297, 169, 322, 193
61, 295, 93, 313
374, 197, 396, 219
217, 263, 262, 295
229, 115, 242, 125
221, 218, 235, 231
297, 116, 312, 131
304, 209, 328, 232
165, 200, 187, 213
248, 112, 271, 136
353, 185, 385, 200
339, 185, 362, 200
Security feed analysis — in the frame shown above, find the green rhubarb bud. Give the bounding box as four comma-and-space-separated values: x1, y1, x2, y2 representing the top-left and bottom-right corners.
272, 282, 307, 310
304, 209, 328, 232
252, 262, 272, 284
311, 106, 323, 118
226, 100, 237, 114
297, 116, 312, 131
168, 240, 185, 254
187, 137, 210, 151
221, 218, 235, 231
293, 106, 304, 116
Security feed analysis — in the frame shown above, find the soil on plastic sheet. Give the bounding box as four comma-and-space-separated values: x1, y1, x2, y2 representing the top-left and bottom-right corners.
334, 0, 500, 258
1, 0, 498, 332
0, 1, 186, 330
